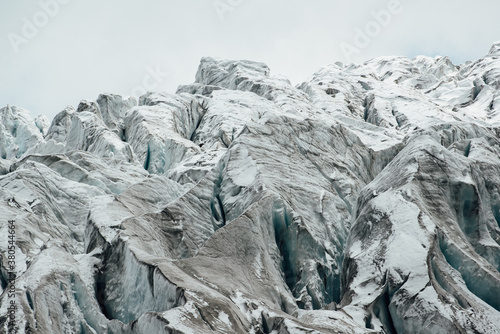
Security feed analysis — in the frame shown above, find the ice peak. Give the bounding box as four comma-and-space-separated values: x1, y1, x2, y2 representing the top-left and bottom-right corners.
195, 57, 270, 89
489, 41, 500, 56
76, 100, 102, 116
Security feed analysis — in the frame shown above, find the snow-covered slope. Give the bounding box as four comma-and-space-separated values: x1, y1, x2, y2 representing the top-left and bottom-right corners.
1, 44, 500, 333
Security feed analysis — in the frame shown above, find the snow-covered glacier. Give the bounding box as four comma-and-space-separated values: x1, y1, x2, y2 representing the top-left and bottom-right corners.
2, 43, 500, 333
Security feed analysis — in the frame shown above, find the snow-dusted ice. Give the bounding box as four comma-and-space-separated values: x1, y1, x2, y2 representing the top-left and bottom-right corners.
1, 43, 500, 333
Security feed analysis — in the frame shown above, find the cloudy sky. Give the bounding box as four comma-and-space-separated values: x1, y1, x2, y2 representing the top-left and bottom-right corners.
1, 0, 499, 120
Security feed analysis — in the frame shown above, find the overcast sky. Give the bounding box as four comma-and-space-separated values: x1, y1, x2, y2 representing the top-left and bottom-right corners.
1, 0, 499, 121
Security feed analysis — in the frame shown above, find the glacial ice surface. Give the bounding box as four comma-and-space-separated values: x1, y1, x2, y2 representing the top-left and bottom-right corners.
1, 46, 500, 333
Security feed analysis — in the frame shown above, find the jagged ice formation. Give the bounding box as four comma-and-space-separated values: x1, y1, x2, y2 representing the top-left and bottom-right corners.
2, 43, 500, 333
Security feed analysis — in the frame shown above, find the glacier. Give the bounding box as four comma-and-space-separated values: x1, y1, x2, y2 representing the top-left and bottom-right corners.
1, 43, 500, 333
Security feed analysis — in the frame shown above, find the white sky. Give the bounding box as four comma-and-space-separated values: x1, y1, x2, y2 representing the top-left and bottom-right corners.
1, 0, 499, 121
